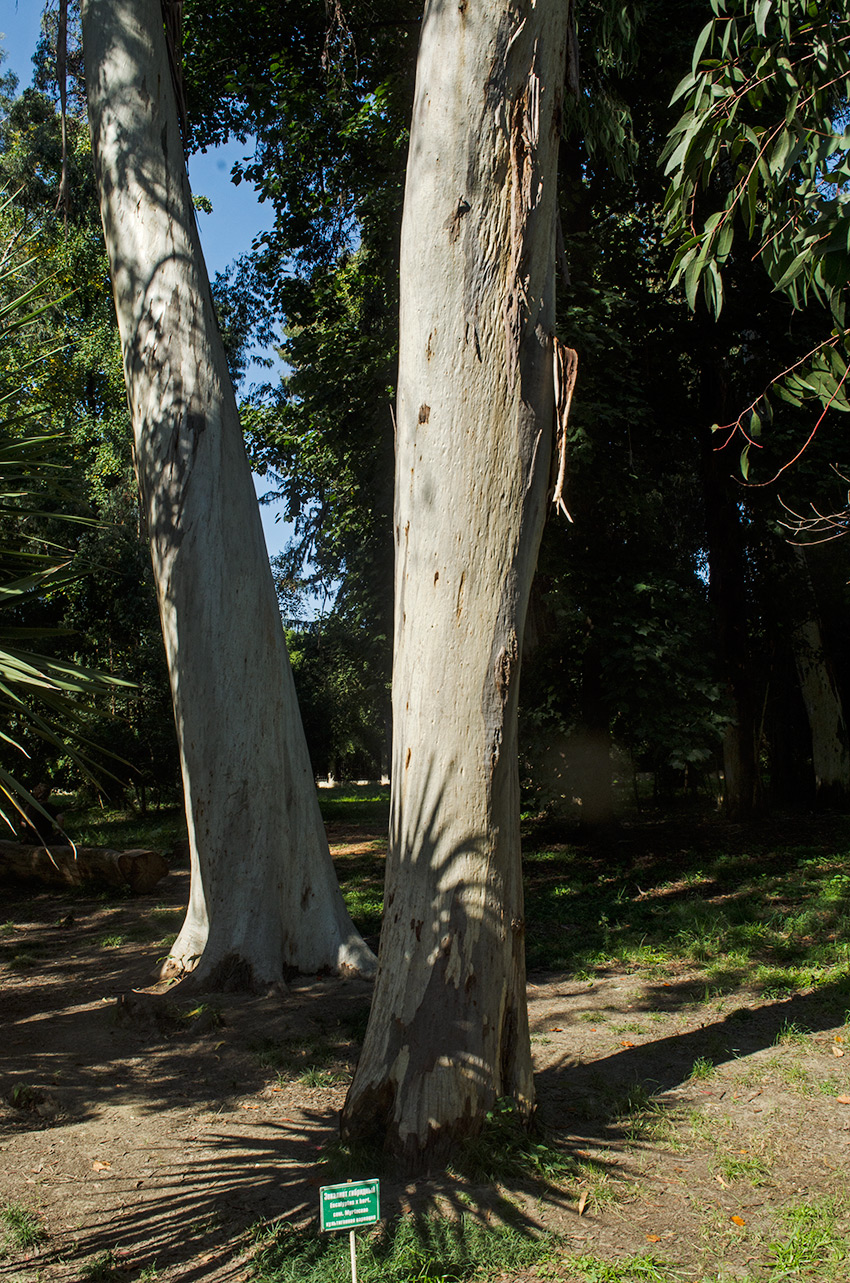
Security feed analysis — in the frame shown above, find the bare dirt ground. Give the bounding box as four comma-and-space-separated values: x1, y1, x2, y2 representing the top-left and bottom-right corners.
1, 829, 849, 1283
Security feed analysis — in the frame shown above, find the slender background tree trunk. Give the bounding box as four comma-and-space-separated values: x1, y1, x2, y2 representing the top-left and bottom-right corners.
341, 0, 568, 1165
82, 0, 374, 988
699, 393, 761, 820
789, 548, 850, 808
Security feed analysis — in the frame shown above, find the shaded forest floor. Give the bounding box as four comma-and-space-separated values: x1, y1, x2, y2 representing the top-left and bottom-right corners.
1, 799, 849, 1283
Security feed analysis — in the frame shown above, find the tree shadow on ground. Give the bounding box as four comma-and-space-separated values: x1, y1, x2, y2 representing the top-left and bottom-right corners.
533, 976, 849, 1140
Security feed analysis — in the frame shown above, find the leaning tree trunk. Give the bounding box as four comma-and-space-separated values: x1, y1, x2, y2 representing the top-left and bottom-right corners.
341, 0, 568, 1165
81, 0, 374, 989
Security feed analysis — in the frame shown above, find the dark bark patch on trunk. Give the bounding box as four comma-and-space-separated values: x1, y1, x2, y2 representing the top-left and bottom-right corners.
199, 951, 256, 993
418, 403, 430, 423
446, 196, 471, 242
494, 632, 518, 702
340, 1078, 397, 1148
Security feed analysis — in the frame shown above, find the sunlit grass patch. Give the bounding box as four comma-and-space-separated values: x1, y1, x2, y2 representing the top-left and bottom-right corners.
555, 1251, 670, 1281
298, 1067, 348, 1088
714, 1148, 773, 1187
753, 964, 807, 997
251, 1215, 557, 1283
338, 879, 384, 938
773, 1019, 810, 1046
688, 1056, 715, 1081
0, 1202, 45, 1254
316, 783, 390, 828
767, 1197, 848, 1276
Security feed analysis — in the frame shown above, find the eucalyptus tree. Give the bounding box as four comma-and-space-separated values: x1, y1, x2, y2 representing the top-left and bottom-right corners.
81, 0, 374, 987
338, 0, 570, 1163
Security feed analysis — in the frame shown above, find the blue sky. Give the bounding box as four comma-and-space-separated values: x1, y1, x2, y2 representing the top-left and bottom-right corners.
0, 5, 290, 557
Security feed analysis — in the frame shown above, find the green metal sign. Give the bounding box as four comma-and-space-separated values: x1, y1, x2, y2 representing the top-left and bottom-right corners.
319, 1180, 380, 1232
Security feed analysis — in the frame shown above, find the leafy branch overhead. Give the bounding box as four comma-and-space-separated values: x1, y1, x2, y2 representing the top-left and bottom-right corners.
662, 0, 850, 471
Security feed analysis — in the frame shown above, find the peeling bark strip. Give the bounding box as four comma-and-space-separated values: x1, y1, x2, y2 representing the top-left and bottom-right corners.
81, 0, 374, 989
552, 337, 578, 521
504, 42, 542, 388
341, 0, 569, 1165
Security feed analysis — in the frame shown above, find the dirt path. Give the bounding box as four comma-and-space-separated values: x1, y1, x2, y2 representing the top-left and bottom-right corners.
1, 842, 849, 1282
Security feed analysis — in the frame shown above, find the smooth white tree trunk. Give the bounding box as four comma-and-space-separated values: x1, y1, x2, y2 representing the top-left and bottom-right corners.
81, 0, 375, 988
342, 0, 567, 1164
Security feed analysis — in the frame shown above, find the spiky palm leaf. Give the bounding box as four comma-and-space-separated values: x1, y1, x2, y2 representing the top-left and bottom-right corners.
0, 190, 130, 834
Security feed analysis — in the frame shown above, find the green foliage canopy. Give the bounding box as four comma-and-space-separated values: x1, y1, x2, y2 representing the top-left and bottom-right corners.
663, 0, 850, 471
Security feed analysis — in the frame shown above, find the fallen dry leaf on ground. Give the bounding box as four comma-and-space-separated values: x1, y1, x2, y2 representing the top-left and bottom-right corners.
731, 1215, 746, 1227
577, 1189, 589, 1216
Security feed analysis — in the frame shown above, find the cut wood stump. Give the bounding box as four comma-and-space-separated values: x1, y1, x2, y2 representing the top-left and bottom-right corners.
0, 841, 168, 894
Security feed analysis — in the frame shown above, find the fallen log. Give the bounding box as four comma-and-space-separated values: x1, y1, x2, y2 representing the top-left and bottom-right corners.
0, 841, 168, 894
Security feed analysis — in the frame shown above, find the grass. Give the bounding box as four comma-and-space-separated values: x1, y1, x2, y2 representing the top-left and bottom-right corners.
773, 1019, 810, 1045
447, 1099, 575, 1187
251, 1031, 351, 1085
173, 1002, 224, 1029
252, 1215, 558, 1283
316, 783, 390, 829
555, 1254, 668, 1281
80, 1250, 119, 1281
5, 797, 850, 1283
298, 1066, 347, 1087
714, 1149, 772, 1187
65, 803, 185, 854
0, 1202, 45, 1253
767, 1197, 848, 1275
519, 823, 850, 988
5, 951, 41, 970
547, 1199, 848, 1282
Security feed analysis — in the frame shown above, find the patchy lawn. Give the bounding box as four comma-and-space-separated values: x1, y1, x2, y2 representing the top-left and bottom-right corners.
1, 801, 848, 1282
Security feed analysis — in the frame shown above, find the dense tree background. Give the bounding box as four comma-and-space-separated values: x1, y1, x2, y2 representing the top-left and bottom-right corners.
2, 0, 848, 812
0, 46, 178, 809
